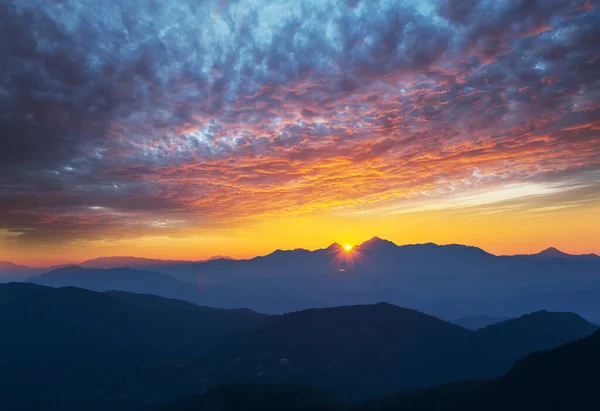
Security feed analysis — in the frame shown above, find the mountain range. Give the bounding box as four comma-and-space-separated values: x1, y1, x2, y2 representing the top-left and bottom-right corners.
0, 283, 265, 411
192, 303, 596, 402
1, 283, 596, 410
7, 237, 600, 320
164, 327, 600, 411
30, 266, 200, 302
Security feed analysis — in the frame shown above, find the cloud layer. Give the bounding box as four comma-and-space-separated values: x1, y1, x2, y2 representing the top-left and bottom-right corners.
1, 0, 599, 244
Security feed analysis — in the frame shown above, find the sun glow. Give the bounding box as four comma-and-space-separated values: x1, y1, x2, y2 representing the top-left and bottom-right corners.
343, 244, 353, 251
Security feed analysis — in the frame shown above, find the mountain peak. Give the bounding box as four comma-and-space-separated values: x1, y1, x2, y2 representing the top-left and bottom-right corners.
325, 242, 343, 251
359, 236, 397, 250
537, 247, 569, 257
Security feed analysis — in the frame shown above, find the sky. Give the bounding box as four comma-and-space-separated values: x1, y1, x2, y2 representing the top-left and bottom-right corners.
1, 0, 599, 265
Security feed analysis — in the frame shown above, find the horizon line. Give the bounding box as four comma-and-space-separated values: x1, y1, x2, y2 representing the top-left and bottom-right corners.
3, 238, 598, 268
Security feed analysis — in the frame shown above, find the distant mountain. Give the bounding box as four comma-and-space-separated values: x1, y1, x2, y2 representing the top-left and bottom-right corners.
0, 261, 29, 270
9, 237, 600, 319
192, 303, 597, 401
0, 261, 43, 280
368, 329, 600, 411
72, 256, 190, 268
0, 283, 266, 411
29, 266, 201, 301
114, 237, 600, 319
452, 315, 510, 330
535, 247, 572, 258
142, 237, 498, 284
62, 255, 233, 269
529, 247, 600, 259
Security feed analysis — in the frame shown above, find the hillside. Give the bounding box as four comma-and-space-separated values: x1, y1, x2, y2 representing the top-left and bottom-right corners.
0, 283, 266, 411
368, 329, 600, 411
470, 310, 598, 377
29, 266, 200, 302
162, 330, 600, 411
192, 303, 597, 401
1, 284, 596, 409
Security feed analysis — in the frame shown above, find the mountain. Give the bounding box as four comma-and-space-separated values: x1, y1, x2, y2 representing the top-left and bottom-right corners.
0, 261, 43, 281
0, 283, 267, 411
163, 330, 600, 411
470, 310, 598, 378
1, 286, 596, 410
29, 266, 201, 301
529, 247, 599, 259
190, 303, 597, 402
536, 247, 571, 258
59, 255, 234, 269
71, 256, 190, 268
451, 315, 510, 330
367, 329, 600, 411
106, 290, 265, 333
9, 238, 600, 319
134, 237, 498, 285
0, 261, 30, 270
111, 237, 600, 319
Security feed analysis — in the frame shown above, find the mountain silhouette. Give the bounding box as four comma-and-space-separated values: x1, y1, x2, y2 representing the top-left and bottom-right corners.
0, 261, 43, 280
14, 237, 600, 319
0, 283, 266, 411
193, 303, 597, 401
451, 315, 510, 330
368, 328, 600, 411
357, 236, 398, 251
470, 310, 598, 378
147, 238, 600, 318
58, 255, 234, 269
0, 261, 30, 270
29, 266, 200, 301
1, 284, 596, 410
536, 247, 570, 257
163, 330, 600, 411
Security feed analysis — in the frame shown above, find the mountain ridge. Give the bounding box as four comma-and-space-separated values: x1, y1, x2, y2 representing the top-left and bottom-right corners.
7, 237, 600, 319
3, 237, 599, 271
195, 302, 597, 401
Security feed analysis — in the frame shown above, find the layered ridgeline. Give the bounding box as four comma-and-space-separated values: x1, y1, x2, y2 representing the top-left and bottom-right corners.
193, 303, 597, 401
0, 283, 266, 411
16, 237, 600, 318
162, 329, 600, 411
0, 261, 44, 282
451, 315, 510, 330
0, 283, 596, 410
366, 328, 600, 411
29, 266, 202, 302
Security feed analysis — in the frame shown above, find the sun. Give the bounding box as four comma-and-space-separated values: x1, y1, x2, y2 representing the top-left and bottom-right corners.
343, 244, 353, 251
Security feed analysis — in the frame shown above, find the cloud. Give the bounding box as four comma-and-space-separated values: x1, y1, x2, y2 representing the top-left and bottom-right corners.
0, 0, 599, 243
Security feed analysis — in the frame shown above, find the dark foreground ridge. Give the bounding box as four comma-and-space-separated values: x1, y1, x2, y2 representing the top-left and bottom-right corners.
0, 283, 597, 410
163, 329, 600, 411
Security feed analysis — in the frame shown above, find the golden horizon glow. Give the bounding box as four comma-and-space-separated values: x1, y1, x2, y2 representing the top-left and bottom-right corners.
343, 244, 353, 251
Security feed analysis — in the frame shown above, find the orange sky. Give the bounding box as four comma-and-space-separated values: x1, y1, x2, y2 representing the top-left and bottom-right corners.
3, 182, 600, 266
